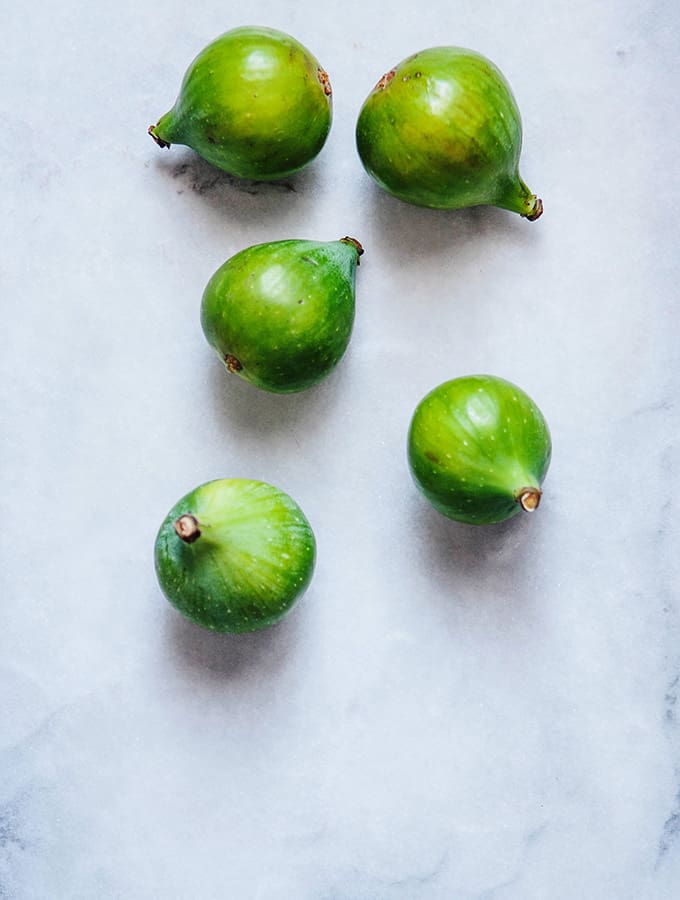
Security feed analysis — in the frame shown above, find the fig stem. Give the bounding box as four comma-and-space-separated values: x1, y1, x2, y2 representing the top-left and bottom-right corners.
148, 125, 170, 149
516, 488, 542, 513
517, 177, 543, 221
174, 514, 202, 543
497, 177, 542, 221
339, 236, 365, 262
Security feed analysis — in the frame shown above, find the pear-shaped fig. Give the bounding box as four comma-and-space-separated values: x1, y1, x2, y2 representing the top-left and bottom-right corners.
154, 479, 316, 633
356, 47, 542, 219
201, 237, 363, 393
149, 26, 333, 180
408, 375, 551, 525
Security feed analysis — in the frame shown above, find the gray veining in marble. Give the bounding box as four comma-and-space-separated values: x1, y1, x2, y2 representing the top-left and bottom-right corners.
2, 1, 679, 898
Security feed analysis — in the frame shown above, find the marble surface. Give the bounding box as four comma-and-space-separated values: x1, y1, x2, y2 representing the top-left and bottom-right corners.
2, 1, 679, 897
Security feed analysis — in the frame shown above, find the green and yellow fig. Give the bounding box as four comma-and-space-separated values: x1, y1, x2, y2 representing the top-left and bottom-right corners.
408, 376, 551, 525
149, 26, 333, 180
154, 479, 316, 633
356, 47, 542, 219
201, 236, 363, 393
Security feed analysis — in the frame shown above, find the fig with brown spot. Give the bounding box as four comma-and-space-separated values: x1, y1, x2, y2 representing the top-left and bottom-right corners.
201, 237, 363, 393
149, 27, 333, 180
356, 47, 542, 219
408, 375, 551, 525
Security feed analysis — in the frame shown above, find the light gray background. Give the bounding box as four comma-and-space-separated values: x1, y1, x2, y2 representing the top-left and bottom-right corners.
2, 1, 679, 898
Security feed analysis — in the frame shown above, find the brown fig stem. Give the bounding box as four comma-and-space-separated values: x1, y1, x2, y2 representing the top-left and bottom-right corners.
339, 236, 364, 261
174, 514, 201, 543
148, 125, 170, 149
525, 196, 543, 221
516, 488, 542, 513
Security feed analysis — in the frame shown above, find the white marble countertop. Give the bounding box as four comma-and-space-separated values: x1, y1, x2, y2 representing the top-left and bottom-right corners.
2, 2, 679, 898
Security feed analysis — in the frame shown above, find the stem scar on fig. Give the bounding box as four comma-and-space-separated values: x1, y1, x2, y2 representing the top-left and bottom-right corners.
317, 67, 332, 96
339, 236, 364, 263
516, 488, 542, 512
148, 125, 170, 148
224, 354, 243, 373
375, 69, 396, 91
525, 197, 544, 221
174, 514, 202, 543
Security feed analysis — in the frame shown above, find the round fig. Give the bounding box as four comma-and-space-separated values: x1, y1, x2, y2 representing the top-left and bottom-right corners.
408, 375, 551, 525
154, 479, 316, 633
201, 237, 363, 393
356, 47, 542, 219
149, 27, 333, 180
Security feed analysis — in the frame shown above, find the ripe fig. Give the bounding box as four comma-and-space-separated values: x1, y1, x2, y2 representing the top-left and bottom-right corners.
154, 479, 316, 633
201, 237, 363, 393
356, 47, 542, 219
149, 26, 333, 180
408, 376, 551, 525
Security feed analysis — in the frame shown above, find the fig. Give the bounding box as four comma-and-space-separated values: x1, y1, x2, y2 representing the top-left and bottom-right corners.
154, 479, 316, 633
356, 47, 542, 219
148, 26, 333, 180
201, 236, 363, 393
408, 376, 551, 525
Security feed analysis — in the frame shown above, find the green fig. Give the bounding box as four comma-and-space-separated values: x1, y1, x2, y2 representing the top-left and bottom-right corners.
149, 26, 333, 180
154, 479, 316, 633
408, 376, 551, 525
356, 47, 542, 219
201, 236, 363, 393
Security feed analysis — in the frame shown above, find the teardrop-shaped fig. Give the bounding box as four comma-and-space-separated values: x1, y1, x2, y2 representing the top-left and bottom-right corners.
408, 375, 551, 525
356, 47, 542, 219
154, 479, 316, 633
201, 237, 363, 393
149, 27, 333, 180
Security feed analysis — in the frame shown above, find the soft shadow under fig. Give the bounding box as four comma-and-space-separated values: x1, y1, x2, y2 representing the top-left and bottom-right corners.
366, 182, 541, 264
409, 492, 546, 620
152, 148, 322, 228
206, 352, 352, 446
165, 600, 304, 681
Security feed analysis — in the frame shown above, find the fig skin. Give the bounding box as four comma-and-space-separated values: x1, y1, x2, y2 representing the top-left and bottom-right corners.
154, 479, 316, 633
408, 376, 551, 525
201, 237, 363, 394
149, 26, 332, 180
356, 47, 542, 219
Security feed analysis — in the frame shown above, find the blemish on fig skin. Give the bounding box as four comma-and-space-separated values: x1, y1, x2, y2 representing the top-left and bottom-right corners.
425, 451, 440, 464
375, 69, 396, 91
225, 354, 243, 374
317, 67, 332, 96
